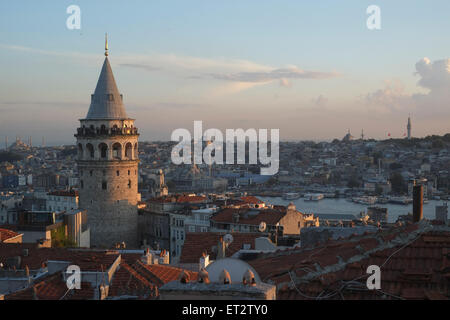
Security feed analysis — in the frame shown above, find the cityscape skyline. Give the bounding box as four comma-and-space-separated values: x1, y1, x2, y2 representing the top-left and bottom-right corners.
1, 1, 450, 145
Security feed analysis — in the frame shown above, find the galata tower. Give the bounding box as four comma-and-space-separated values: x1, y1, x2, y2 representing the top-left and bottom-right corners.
75, 35, 139, 248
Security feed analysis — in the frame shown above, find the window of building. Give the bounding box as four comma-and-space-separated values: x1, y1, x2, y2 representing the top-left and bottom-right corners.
116, 170, 120, 176
102, 181, 107, 190
80, 180, 84, 189
128, 180, 131, 188
128, 170, 130, 176
90, 170, 93, 176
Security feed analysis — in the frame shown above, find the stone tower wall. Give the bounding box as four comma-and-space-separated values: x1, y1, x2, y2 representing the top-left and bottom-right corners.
76, 122, 139, 248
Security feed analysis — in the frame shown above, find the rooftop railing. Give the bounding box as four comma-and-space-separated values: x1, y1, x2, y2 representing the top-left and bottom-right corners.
75, 127, 138, 137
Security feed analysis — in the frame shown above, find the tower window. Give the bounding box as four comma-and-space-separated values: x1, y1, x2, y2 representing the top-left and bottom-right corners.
99, 143, 108, 159
102, 181, 107, 190
128, 170, 130, 176
116, 170, 120, 176
86, 143, 95, 158
128, 180, 131, 189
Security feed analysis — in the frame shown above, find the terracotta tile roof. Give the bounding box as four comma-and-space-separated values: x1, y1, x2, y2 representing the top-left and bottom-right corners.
248, 221, 450, 300
147, 194, 207, 204
0, 244, 120, 271
5, 272, 94, 300
108, 261, 157, 298
132, 260, 198, 286
239, 196, 264, 204
180, 232, 261, 263
0, 228, 21, 242
211, 207, 285, 226
176, 195, 207, 203
108, 258, 197, 299
48, 190, 79, 197
3, 250, 197, 300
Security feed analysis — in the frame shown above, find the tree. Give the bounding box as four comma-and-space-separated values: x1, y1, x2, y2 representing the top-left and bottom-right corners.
432, 139, 444, 149
266, 177, 277, 186
390, 172, 406, 194
166, 180, 176, 190
347, 176, 361, 188
389, 162, 403, 170
375, 185, 383, 196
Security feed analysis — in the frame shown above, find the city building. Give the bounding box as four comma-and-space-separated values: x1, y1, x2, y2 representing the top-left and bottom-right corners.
75, 38, 140, 248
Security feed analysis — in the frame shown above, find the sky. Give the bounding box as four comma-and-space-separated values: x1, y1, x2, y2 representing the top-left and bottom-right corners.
0, 1, 450, 145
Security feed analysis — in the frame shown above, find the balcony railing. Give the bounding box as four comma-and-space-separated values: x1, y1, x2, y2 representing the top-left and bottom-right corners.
75, 127, 138, 138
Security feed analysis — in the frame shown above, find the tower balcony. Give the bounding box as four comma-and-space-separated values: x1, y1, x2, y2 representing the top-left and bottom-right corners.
75, 126, 139, 138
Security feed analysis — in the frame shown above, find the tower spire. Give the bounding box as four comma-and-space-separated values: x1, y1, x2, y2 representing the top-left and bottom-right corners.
105, 33, 109, 57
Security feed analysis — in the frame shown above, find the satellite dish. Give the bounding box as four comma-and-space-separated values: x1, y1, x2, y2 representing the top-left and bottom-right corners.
259, 221, 267, 232
223, 234, 234, 245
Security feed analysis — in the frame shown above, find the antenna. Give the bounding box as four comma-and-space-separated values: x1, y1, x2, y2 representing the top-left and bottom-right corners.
258, 221, 267, 232
223, 234, 234, 246
105, 33, 109, 57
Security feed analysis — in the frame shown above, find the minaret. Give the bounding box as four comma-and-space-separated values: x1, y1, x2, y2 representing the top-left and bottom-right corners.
361, 129, 364, 140
75, 35, 139, 248
407, 115, 412, 140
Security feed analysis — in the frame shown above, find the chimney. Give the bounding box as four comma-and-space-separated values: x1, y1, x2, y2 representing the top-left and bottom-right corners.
198, 268, 210, 284
140, 248, 153, 265
413, 185, 423, 223
217, 237, 226, 260
219, 269, 231, 284
199, 251, 210, 271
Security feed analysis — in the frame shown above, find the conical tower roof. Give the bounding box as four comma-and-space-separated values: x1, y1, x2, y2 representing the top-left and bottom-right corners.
85, 57, 128, 120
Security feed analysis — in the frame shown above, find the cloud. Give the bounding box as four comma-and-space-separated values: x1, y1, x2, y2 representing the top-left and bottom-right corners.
1, 42, 339, 95
279, 78, 292, 88
312, 94, 328, 107
362, 57, 450, 117
415, 57, 450, 91
363, 80, 409, 112
119, 63, 161, 72
206, 66, 340, 83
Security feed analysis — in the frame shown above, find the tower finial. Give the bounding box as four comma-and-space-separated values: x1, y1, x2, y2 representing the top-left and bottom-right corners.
105, 33, 109, 57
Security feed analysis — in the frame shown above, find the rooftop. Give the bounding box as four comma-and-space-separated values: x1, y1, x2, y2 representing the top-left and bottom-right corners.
84, 57, 128, 120
246, 220, 450, 300
211, 207, 286, 226
180, 232, 262, 263
0, 228, 21, 243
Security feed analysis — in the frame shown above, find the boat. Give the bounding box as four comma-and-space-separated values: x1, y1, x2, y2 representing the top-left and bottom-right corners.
304, 193, 324, 201
389, 196, 412, 205
352, 196, 377, 205
283, 192, 301, 200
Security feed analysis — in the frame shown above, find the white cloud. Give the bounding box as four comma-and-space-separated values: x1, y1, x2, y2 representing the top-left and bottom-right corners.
206, 66, 340, 83
362, 57, 450, 117
415, 57, 450, 91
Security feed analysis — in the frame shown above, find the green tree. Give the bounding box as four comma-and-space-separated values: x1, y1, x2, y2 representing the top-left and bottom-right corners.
347, 176, 361, 188
390, 172, 406, 194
